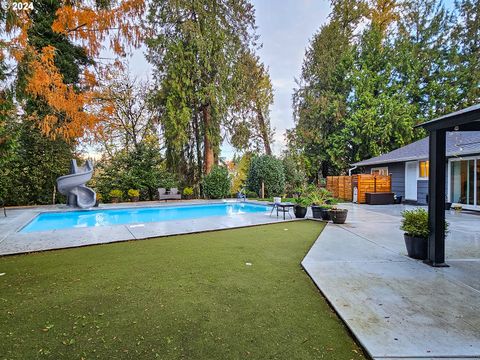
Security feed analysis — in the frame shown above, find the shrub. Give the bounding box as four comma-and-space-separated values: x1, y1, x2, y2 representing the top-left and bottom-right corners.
109, 189, 123, 200
128, 189, 140, 198
183, 187, 194, 196
202, 166, 231, 199
231, 153, 252, 194
282, 156, 306, 196
400, 208, 448, 238
94, 141, 175, 201
159, 174, 177, 190
246, 191, 258, 198
247, 155, 285, 197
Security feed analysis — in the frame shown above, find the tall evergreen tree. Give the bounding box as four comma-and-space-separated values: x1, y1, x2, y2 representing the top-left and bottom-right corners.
147, 0, 258, 184
290, 0, 477, 175
394, 0, 454, 120
336, 21, 417, 164
450, 0, 480, 108
292, 0, 366, 179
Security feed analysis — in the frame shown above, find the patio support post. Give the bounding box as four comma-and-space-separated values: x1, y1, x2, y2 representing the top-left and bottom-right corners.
425, 129, 448, 267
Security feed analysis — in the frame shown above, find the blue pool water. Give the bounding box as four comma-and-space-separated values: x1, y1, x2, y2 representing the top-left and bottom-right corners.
20, 202, 270, 233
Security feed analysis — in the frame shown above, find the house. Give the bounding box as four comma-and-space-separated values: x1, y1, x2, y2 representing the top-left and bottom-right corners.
351, 131, 480, 210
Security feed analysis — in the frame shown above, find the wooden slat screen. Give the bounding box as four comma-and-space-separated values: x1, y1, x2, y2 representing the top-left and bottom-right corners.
326, 174, 390, 203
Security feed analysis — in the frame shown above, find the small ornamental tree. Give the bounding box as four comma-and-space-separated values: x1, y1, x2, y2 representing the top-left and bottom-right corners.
247, 155, 285, 197
202, 166, 231, 199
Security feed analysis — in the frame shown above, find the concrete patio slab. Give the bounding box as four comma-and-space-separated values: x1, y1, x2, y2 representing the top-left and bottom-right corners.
0, 200, 291, 255
302, 203, 480, 359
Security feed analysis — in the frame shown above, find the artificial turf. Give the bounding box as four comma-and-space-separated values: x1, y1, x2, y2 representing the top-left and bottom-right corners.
0, 221, 366, 360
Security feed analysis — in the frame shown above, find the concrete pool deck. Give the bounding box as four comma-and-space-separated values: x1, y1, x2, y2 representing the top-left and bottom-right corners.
0, 200, 292, 255
303, 203, 480, 359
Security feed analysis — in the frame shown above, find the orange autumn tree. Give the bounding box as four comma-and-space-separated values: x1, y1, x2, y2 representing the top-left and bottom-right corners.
4, 0, 145, 141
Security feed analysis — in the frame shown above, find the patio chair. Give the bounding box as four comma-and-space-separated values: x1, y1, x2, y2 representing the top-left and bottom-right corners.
158, 187, 182, 201
170, 188, 181, 199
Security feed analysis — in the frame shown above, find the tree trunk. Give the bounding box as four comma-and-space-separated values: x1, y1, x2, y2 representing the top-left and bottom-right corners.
203, 104, 215, 175
255, 104, 272, 155
193, 110, 203, 182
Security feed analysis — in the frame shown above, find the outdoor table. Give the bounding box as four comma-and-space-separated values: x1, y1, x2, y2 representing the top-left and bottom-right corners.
268, 202, 294, 220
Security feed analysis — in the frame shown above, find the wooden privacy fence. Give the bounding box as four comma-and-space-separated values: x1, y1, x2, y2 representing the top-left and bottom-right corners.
326, 176, 353, 201
326, 174, 391, 204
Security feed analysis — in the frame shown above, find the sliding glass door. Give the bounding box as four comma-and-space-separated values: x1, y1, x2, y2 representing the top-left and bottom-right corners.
478, 160, 480, 207
450, 158, 478, 208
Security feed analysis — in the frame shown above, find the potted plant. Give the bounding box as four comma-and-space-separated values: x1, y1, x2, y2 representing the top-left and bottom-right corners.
109, 189, 123, 203
128, 189, 140, 202
328, 206, 348, 224
311, 204, 323, 219
309, 188, 333, 220
400, 208, 449, 260
293, 197, 311, 218
318, 204, 332, 220
451, 204, 462, 213
183, 187, 194, 199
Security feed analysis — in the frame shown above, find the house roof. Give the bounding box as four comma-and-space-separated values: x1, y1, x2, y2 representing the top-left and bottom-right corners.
352, 131, 480, 166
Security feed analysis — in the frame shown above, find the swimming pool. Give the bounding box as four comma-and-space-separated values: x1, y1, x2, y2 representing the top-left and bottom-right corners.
20, 202, 270, 233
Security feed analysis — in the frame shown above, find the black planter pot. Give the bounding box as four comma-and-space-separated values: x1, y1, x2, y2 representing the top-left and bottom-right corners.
404, 234, 428, 260
294, 205, 307, 218
312, 205, 331, 220
445, 202, 452, 210
320, 208, 331, 221
329, 209, 348, 224
311, 206, 323, 219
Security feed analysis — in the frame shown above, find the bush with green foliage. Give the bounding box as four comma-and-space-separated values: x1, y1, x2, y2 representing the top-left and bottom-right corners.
247, 155, 285, 197
94, 141, 176, 201
128, 189, 140, 198
202, 166, 231, 199
282, 156, 306, 196
183, 187, 194, 196
0, 121, 72, 206
400, 208, 448, 238
109, 189, 124, 200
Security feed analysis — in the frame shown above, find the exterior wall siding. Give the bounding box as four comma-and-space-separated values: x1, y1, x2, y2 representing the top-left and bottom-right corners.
361, 162, 405, 198
361, 162, 450, 205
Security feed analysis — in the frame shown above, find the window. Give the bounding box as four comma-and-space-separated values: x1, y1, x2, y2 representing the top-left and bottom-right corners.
419, 161, 429, 178
371, 167, 388, 176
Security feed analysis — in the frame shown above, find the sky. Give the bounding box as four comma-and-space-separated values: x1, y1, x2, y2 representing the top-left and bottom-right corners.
127, 0, 332, 159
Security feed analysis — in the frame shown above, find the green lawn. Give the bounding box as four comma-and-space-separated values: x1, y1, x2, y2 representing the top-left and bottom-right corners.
0, 221, 366, 360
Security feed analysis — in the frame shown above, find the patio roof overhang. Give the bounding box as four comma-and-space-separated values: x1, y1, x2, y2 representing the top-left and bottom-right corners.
416, 104, 480, 267
415, 104, 480, 132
